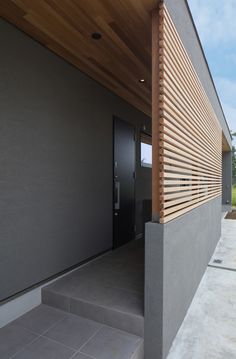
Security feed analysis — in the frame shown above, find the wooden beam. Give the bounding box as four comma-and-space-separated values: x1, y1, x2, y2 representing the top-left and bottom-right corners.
151, 5, 161, 222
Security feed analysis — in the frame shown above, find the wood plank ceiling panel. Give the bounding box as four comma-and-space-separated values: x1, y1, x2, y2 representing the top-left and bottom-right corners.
1, 0, 157, 116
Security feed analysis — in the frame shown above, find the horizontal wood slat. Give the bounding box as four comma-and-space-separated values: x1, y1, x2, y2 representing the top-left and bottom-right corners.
161, 186, 221, 201
163, 188, 220, 209
158, 4, 222, 223
162, 183, 220, 194
160, 149, 221, 175
160, 164, 221, 179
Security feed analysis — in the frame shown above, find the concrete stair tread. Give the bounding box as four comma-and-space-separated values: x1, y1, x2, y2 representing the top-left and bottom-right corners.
2, 304, 143, 359
42, 240, 144, 337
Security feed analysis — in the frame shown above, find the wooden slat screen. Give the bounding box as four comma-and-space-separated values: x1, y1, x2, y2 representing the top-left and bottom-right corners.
158, 4, 222, 223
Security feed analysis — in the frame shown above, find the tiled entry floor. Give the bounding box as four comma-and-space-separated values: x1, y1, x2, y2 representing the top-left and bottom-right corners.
42, 240, 144, 337
0, 304, 143, 359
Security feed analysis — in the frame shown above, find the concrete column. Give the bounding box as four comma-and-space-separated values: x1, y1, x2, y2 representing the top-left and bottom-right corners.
144, 197, 221, 359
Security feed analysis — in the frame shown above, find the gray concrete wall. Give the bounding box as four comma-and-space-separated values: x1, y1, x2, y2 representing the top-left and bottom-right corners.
222, 151, 232, 208
164, 0, 231, 149
145, 196, 221, 359
0, 19, 151, 301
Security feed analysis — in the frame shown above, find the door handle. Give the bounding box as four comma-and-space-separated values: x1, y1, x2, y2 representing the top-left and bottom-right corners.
114, 181, 120, 210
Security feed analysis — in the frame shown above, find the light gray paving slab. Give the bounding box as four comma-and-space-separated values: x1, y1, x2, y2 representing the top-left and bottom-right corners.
12, 336, 75, 359
14, 304, 67, 334
81, 326, 142, 359
44, 314, 102, 350
0, 323, 37, 359
130, 339, 144, 359
167, 267, 236, 359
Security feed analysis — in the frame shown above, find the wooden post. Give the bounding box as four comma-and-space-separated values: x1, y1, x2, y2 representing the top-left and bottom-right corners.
151, 7, 160, 222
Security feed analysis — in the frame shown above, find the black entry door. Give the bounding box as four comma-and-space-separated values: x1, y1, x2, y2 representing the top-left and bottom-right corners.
113, 117, 135, 248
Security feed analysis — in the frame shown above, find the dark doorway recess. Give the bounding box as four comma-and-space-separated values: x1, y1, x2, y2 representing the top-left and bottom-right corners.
113, 117, 136, 248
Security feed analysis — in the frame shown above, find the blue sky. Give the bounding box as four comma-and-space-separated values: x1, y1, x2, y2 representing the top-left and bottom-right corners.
188, 0, 236, 145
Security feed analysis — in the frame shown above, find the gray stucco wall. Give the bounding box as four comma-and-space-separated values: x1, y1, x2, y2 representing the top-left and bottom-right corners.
222, 151, 232, 208
145, 196, 221, 359
164, 0, 231, 148
0, 19, 151, 301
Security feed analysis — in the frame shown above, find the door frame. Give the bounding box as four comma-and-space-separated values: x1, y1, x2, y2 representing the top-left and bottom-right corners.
112, 115, 136, 249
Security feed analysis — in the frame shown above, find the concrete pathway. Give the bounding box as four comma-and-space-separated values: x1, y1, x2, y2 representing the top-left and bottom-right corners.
209, 217, 236, 271
167, 217, 236, 359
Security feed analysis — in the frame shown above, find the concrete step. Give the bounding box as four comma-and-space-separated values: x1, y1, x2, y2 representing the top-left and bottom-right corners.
42, 241, 144, 337
2, 304, 144, 359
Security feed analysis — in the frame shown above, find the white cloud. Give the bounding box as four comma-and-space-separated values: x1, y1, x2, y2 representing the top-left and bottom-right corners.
188, 0, 236, 47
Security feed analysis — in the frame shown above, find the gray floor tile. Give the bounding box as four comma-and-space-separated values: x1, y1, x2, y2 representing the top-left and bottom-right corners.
44, 269, 143, 301
14, 304, 67, 334
12, 336, 75, 359
43, 239, 144, 337
70, 297, 144, 337
81, 326, 142, 359
71, 283, 143, 315
0, 323, 37, 359
44, 315, 102, 350
42, 289, 70, 312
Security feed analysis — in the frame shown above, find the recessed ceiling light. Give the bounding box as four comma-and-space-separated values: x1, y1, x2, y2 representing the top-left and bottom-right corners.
139, 79, 145, 83
91, 32, 102, 40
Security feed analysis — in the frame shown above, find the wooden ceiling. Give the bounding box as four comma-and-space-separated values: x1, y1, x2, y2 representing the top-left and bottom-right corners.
1, 0, 157, 116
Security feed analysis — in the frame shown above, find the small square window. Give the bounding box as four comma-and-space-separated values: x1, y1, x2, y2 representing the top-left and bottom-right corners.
141, 133, 152, 168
